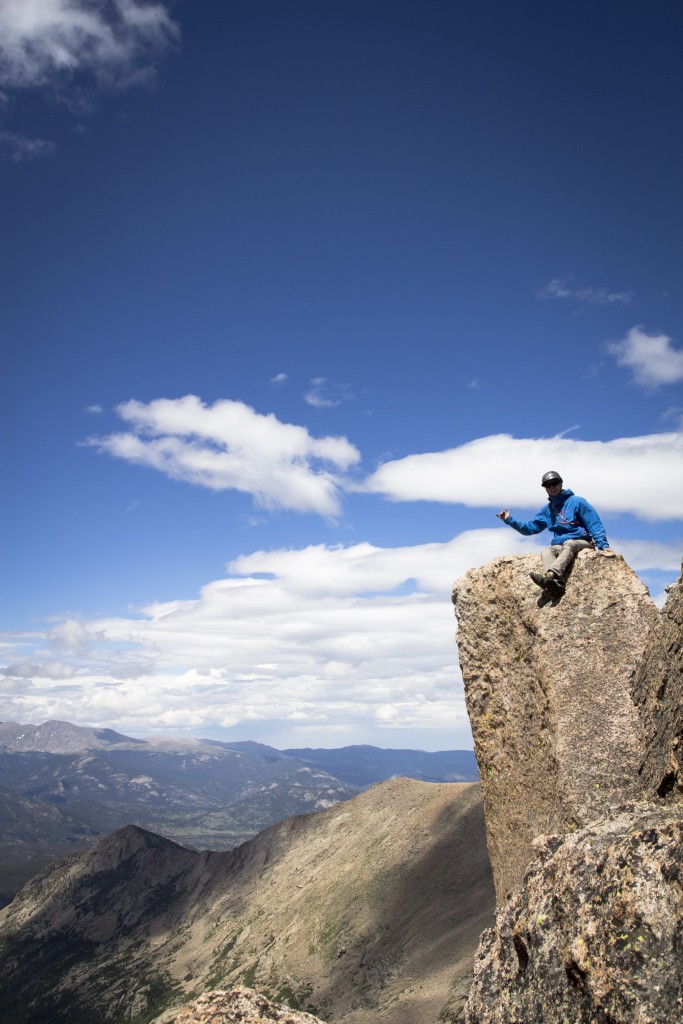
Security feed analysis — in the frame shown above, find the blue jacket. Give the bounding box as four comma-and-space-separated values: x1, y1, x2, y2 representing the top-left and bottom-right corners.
505, 488, 609, 548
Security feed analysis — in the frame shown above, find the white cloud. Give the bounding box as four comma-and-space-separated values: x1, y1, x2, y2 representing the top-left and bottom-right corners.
304, 377, 353, 409
614, 539, 682, 573
1, 530, 679, 747
607, 326, 683, 389
0, 0, 178, 89
536, 277, 632, 304
83, 395, 361, 516
49, 618, 95, 655
270, 372, 288, 386
0, 531, 529, 747
360, 431, 683, 520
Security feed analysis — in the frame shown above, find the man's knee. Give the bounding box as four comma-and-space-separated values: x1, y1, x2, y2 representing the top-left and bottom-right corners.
565, 539, 591, 554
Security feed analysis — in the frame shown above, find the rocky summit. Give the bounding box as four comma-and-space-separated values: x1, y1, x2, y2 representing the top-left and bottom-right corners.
453, 550, 656, 904
454, 552, 683, 1024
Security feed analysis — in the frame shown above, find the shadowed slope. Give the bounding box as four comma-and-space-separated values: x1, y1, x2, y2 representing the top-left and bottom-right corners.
0, 778, 494, 1024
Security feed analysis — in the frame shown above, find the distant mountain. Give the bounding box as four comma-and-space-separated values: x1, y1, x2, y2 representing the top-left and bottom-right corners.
0, 720, 144, 753
280, 744, 479, 787
0, 778, 494, 1024
0, 721, 478, 903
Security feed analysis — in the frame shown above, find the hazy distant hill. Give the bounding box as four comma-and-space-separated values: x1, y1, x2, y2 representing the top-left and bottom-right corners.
0, 778, 494, 1024
281, 744, 478, 787
0, 721, 477, 904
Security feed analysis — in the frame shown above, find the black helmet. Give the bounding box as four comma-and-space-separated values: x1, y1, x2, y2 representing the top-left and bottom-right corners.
541, 470, 563, 487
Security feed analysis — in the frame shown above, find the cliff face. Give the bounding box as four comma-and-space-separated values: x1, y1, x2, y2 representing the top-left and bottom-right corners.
631, 568, 683, 800
453, 552, 683, 1024
452, 551, 656, 903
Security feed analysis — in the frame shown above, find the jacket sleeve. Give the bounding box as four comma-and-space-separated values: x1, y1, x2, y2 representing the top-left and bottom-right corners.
504, 510, 548, 536
577, 500, 609, 548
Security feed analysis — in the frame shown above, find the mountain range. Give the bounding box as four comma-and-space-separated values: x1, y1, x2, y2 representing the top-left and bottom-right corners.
0, 720, 477, 904
0, 777, 493, 1024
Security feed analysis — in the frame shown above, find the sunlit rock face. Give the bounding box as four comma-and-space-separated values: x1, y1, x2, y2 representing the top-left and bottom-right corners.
453, 551, 656, 904
454, 554, 683, 1024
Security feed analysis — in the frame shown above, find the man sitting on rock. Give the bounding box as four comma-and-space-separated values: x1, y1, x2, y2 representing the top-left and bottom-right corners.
496, 470, 614, 597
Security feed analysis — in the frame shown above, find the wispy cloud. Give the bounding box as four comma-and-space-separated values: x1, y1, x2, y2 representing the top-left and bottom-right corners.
359, 431, 683, 520
0, 0, 178, 157
269, 372, 288, 386
0, 0, 178, 89
83, 395, 361, 517
304, 377, 353, 409
607, 326, 683, 389
0, 129, 55, 161
536, 277, 633, 305
662, 407, 683, 430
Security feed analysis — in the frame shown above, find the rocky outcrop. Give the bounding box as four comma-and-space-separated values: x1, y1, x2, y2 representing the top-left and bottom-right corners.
452, 550, 656, 904
168, 987, 326, 1023
631, 566, 683, 801
463, 804, 683, 1024
454, 553, 683, 1024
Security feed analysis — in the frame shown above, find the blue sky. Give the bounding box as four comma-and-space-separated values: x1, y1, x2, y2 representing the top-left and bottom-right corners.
1, 1, 682, 750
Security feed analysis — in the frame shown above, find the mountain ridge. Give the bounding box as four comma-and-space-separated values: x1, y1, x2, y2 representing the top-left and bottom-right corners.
0, 721, 478, 904
0, 777, 494, 1024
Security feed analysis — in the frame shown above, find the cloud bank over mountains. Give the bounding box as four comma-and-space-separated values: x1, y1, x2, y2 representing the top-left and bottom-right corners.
2, 529, 680, 747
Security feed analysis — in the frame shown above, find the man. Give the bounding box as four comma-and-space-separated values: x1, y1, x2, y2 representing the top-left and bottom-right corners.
496, 470, 614, 597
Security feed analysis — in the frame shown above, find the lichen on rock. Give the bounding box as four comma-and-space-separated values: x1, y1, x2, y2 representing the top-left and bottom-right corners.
462, 805, 683, 1024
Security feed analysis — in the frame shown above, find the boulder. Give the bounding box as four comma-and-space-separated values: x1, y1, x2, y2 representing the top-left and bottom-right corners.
462, 804, 683, 1024
168, 987, 326, 1024
452, 550, 657, 904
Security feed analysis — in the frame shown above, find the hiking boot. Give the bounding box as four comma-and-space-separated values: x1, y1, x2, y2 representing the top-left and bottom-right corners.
545, 575, 565, 597
529, 571, 566, 597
